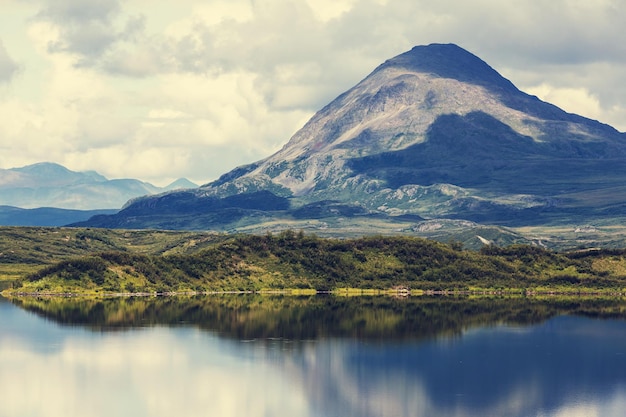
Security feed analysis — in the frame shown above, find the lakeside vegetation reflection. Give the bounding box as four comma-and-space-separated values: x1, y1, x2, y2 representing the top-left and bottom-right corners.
9, 294, 626, 340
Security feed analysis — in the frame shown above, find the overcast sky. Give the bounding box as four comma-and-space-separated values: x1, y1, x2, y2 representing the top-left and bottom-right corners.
1, 0, 625, 186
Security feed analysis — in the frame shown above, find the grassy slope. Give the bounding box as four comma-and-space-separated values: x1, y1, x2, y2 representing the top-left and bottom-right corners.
5, 230, 626, 295
0, 226, 226, 281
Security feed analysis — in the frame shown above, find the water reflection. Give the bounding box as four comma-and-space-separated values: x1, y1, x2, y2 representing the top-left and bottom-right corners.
1, 295, 626, 417
7, 294, 626, 340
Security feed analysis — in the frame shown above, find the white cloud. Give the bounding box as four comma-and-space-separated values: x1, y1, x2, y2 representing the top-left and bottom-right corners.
0, 329, 313, 417
0, 40, 20, 83
37, 0, 122, 58
526, 84, 603, 121
305, 0, 358, 22
506, 60, 626, 131
0, 36, 311, 185
185, 0, 255, 26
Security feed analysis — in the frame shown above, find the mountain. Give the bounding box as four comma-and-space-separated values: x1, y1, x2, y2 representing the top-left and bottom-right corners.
0, 206, 117, 227
74, 44, 626, 247
0, 162, 197, 210
164, 178, 198, 191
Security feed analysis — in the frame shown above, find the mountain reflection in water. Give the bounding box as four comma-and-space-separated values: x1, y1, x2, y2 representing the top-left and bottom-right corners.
2, 295, 626, 417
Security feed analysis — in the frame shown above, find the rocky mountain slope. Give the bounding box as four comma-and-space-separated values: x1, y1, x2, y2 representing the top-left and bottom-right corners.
75, 44, 626, 246
0, 162, 197, 210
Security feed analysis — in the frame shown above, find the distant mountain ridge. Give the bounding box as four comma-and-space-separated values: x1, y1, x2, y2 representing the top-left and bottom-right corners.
74, 44, 626, 247
0, 206, 117, 227
0, 162, 198, 210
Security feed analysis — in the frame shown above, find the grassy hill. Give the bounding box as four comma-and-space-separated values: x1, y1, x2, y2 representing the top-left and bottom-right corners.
4, 230, 626, 295
0, 226, 225, 284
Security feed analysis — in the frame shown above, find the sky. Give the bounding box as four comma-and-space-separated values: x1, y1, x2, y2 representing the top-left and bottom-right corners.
0, 0, 625, 186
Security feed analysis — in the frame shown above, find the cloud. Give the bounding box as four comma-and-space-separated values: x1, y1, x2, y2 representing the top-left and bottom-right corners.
391, 0, 626, 66
36, 0, 144, 67
34, 0, 626, 115
0, 40, 20, 83
31, 0, 380, 106
505, 61, 626, 131
0, 28, 311, 185
38, 0, 121, 22
4, 325, 626, 417
525, 81, 626, 131
0, 329, 312, 417
526, 84, 604, 121
30, 0, 626, 92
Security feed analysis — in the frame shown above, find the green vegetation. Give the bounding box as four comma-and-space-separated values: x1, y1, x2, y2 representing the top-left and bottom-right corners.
0, 226, 225, 262
4, 228, 626, 295
0, 226, 225, 291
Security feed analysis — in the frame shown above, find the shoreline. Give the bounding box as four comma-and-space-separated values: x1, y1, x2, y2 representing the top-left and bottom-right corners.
3, 288, 625, 298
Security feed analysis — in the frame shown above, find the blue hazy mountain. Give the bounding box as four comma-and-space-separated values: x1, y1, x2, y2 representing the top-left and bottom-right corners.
0, 162, 198, 210
0, 206, 118, 227
163, 178, 199, 191
73, 44, 626, 242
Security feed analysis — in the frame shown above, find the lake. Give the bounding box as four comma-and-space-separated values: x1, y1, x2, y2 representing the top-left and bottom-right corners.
1, 294, 626, 417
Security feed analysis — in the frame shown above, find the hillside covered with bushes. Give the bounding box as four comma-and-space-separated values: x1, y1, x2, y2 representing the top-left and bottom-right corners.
6, 231, 626, 295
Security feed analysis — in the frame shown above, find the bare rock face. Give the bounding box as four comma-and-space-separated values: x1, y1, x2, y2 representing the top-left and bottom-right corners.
81, 43, 626, 231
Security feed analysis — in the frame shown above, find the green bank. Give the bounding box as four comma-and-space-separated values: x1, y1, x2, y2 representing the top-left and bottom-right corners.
3, 227, 626, 295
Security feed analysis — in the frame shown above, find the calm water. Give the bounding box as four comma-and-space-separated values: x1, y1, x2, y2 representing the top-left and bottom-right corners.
1, 295, 626, 417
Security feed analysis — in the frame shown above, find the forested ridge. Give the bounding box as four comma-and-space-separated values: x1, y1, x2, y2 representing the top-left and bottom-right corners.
6, 231, 626, 295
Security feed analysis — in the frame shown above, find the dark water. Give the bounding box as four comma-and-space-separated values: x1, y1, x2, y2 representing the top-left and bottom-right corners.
1, 295, 626, 417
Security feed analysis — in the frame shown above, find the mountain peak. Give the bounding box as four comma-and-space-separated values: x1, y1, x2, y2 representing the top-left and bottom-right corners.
77, 44, 626, 238
10, 162, 107, 182
165, 178, 198, 190
202, 43, 621, 199
0, 162, 176, 210
376, 43, 518, 93
13, 162, 73, 175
